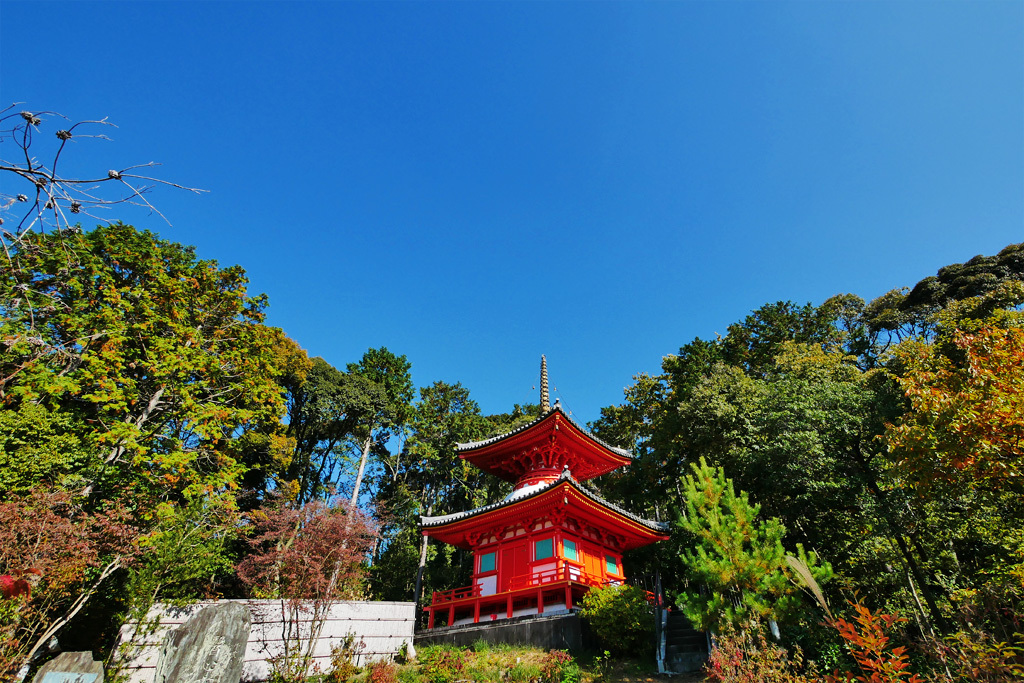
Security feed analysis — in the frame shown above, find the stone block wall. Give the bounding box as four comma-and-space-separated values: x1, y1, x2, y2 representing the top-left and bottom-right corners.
116, 600, 415, 682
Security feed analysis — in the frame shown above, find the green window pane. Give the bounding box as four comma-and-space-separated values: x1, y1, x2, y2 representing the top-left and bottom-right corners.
563, 539, 577, 562
535, 538, 553, 560
480, 552, 495, 573
605, 555, 618, 575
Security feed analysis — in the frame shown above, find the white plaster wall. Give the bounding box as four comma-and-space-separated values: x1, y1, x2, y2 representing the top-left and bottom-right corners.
532, 561, 556, 576
116, 600, 415, 683
451, 602, 570, 627
476, 575, 497, 596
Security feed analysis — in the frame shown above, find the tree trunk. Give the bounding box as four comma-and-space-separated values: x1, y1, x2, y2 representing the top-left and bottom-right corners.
80, 385, 166, 498
413, 503, 433, 605
349, 435, 373, 510
21, 558, 121, 674
850, 442, 951, 633
414, 534, 430, 605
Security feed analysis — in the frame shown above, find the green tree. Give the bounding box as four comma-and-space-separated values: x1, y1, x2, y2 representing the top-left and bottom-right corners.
0, 223, 298, 662
282, 358, 386, 506
403, 382, 490, 603
345, 348, 414, 510
370, 394, 537, 602
861, 243, 1024, 349
127, 494, 242, 608
231, 334, 311, 507
0, 223, 293, 506
676, 457, 831, 631
579, 584, 656, 656
722, 300, 844, 376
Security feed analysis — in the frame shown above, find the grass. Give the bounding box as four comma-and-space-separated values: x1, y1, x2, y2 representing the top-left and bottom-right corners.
337, 642, 705, 683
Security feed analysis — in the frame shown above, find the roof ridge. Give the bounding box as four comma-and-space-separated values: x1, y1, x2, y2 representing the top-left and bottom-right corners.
455, 405, 632, 458
420, 472, 668, 533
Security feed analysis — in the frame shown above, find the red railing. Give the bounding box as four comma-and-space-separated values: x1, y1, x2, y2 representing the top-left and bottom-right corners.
508, 567, 562, 591
508, 566, 610, 591
431, 583, 481, 605
430, 566, 610, 606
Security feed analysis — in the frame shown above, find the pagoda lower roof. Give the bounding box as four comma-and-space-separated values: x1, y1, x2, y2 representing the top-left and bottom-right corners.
456, 406, 632, 483
421, 471, 670, 550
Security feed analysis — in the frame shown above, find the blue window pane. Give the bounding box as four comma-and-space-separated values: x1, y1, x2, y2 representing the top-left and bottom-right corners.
480, 552, 495, 573
605, 555, 618, 575
563, 539, 578, 562
535, 538, 553, 560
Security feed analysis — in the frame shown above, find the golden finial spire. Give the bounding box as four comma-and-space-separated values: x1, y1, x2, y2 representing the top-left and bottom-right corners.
540, 355, 550, 413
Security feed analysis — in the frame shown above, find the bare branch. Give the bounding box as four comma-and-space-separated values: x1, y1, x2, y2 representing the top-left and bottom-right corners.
1, 105, 208, 383
1, 106, 206, 251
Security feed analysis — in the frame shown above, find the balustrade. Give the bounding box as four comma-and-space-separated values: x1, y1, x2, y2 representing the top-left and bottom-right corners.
425, 566, 652, 629
428, 566, 609, 608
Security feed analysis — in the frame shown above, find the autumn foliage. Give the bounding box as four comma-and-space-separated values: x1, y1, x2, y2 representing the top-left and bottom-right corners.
235, 498, 377, 682
824, 604, 922, 683
887, 326, 1024, 490
0, 492, 135, 678
236, 498, 376, 600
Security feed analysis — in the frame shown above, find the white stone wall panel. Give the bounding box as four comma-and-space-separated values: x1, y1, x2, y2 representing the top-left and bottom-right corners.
116, 600, 415, 683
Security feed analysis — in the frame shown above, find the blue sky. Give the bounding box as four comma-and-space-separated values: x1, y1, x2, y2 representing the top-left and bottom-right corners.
2, 1, 1022, 425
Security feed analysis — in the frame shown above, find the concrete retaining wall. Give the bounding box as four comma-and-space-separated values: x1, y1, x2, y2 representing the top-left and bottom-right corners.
414, 612, 584, 652
117, 600, 415, 682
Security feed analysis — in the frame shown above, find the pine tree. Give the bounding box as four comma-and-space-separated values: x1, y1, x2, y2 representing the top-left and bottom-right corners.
676, 457, 831, 631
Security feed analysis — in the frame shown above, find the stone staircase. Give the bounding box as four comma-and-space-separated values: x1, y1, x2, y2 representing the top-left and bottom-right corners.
662, 610, 708, 673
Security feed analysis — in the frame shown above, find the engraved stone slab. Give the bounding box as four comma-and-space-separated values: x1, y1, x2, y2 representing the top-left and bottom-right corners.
154, 602, 251, 683
33, 651, 104, 683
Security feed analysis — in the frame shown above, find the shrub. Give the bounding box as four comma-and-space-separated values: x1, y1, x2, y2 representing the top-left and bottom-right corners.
824, 603, 922, 683
579, 584, 655, 656
396, 667, 419, 683
920, 579, 1024, 682
419, 645, 468, 683
705, 619, 818, 683
320, 633, 364, 683
591, 650, 613, 683
367, 661, 399, 683
540, 649, 581, 683
922, 628, 1024, 683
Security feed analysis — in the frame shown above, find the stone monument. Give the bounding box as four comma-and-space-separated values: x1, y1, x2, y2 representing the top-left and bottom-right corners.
32, 651, 104, 683
153, 602, 251, 683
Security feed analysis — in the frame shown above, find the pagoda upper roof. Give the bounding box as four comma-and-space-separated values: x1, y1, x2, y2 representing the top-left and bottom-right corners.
457, 406, 632, 483
421, 471, 670, 550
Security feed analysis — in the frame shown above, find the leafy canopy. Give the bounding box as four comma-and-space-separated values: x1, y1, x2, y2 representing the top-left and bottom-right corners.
1, 223, 295, 504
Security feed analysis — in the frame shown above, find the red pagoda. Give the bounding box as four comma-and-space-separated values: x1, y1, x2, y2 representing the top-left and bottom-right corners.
420, 357, 669, 629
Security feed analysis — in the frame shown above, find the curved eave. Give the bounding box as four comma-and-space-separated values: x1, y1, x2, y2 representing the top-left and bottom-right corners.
456, 407, 632, 482
421, 475, 669, 550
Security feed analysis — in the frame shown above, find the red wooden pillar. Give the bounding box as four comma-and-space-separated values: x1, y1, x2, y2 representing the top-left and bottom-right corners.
507, 593, 513, 618
427, 607, 435, 629
537, 588, 544, 614
565, 585, 573, 610
448, 604, 455, 627
473, 599, 481, 624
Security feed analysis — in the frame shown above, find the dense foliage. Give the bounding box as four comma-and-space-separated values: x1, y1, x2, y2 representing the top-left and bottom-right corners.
591, 242, 1024, 678
578, 584, 656, 655
676, 457, 832, 631
0, 224, 302, 674
0, 221, 545, 675
1, 195, 1021, 683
